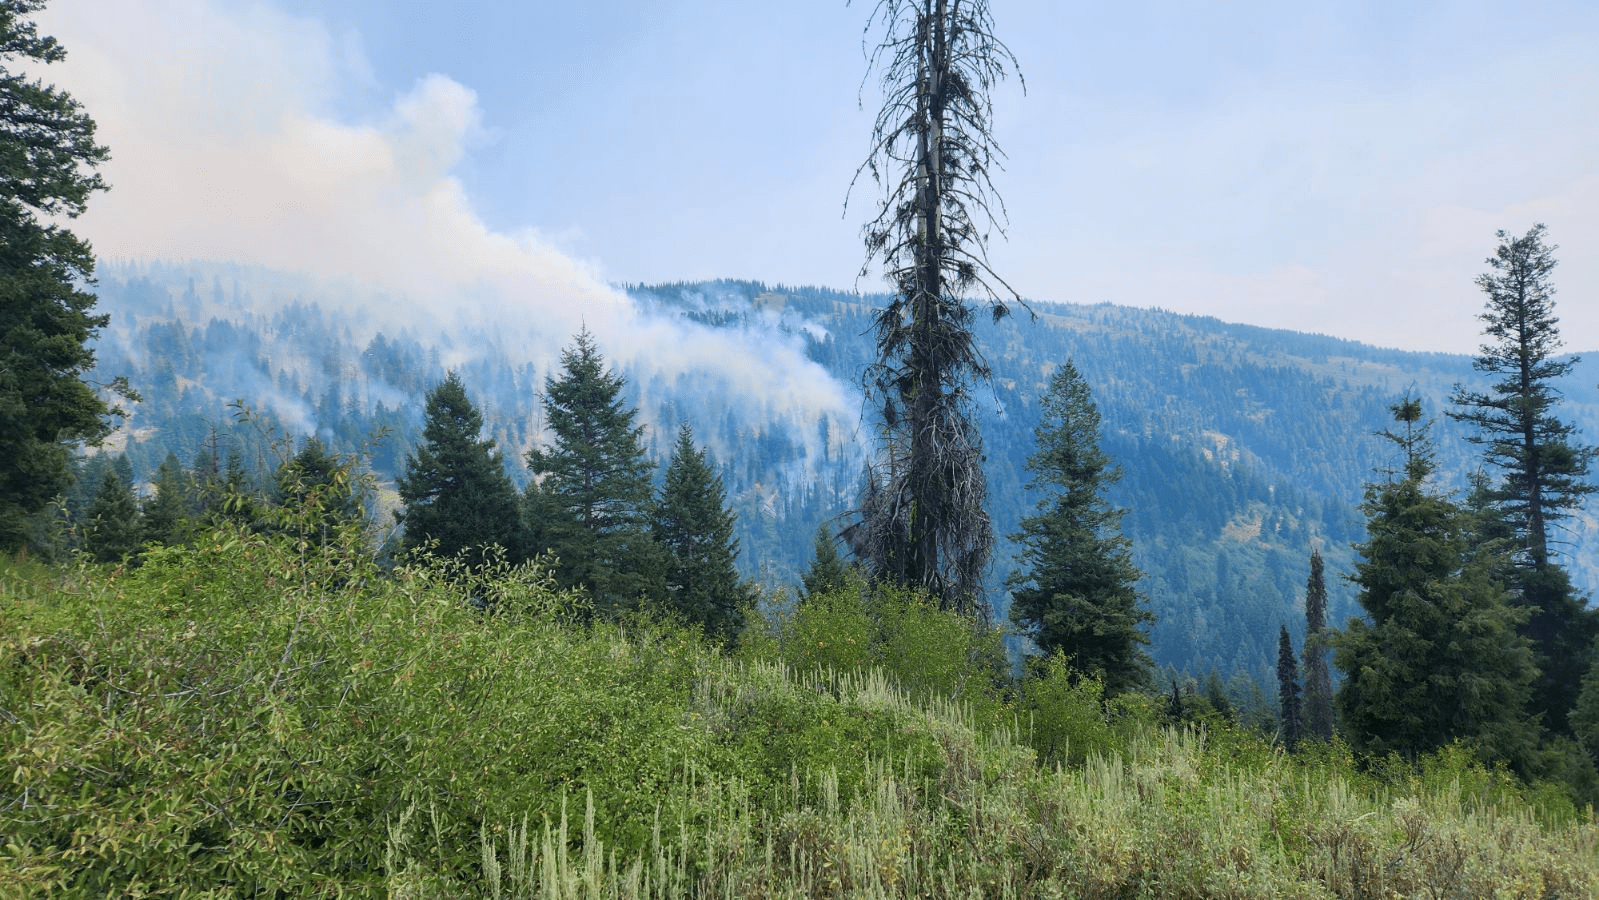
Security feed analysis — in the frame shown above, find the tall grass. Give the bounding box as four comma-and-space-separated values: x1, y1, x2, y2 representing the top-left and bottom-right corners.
3, 529, 1595, 897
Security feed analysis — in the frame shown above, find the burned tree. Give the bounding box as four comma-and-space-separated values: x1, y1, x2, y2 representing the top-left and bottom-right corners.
845, 0, 1022, 615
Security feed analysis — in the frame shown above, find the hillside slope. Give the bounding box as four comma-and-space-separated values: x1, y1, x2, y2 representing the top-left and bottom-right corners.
84, 264, 1599, 681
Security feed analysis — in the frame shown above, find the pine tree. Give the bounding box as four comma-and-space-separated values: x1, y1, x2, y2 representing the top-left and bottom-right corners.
1007, 361, 1153, 695
83, 467, 139, 563
1201, 669, 1235, 723
397, 372, 524, 568
1277, 625, 1303, 751
847, 0, 1022, 614
1449, 224, 1598, 734
139, 452, 195, 547
1574, 639, 1599, 766
802, 524, 853, 602
1335, 398, 1538, 769
1300, 551, 1335, 741
0, 0, 119, 550
653, 425, 749, 640
274, 437, 364, 547
527, 329, 663, 613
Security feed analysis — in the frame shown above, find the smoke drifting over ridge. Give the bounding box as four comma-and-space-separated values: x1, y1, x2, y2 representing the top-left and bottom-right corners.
37, 0, 864, 450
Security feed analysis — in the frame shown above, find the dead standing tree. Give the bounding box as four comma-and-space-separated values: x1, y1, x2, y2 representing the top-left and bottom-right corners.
844, 0, 1021, 616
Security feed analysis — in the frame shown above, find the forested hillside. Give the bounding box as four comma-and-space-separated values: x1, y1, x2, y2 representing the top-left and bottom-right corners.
83, 262, 1599, 683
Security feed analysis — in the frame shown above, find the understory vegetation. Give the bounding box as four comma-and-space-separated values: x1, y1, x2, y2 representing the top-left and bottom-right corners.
4, 519, 1595, 897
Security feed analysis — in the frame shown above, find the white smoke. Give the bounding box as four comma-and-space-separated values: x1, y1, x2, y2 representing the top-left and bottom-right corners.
36, 0, 864, 451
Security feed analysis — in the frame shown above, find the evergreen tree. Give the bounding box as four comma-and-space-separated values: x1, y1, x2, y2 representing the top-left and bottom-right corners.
653, 425, 749, 640
1574, 639, 1599, 767
1300, 551, 1335, 741
1277, 625, 1302, 751
274, 437, 363, 546
83, 467, 139, 563
847, 0, 1022, 614
1007, 361, 1153, 695
0, 0, 117, 551
801, 523, 853, 602
140, 452, 195, 547
527, 329, 663, 613
397, 372, 523, 568
1201, 669, 1235, 723
1335, 398, 1538, 769
1449, 224, 1598, 733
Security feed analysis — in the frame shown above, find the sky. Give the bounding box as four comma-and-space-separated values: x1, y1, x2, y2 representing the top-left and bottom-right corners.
32, 0, 1599, 354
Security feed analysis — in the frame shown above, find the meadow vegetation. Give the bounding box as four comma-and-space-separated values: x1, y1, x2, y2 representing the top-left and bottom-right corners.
4, 514, 1595, 897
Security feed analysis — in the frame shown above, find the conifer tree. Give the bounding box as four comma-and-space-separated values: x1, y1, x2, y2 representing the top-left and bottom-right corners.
1574, 641, 1599, 766
848, 0, 1022, 614
139, 452, 195, 547
528, 329, 663, 613
1335, 398, 1538, 769
83, 467, 139, 563
1277, 625, 1303, 751
1449, 224, 1598, 734
1201, 669, 1235, 723
0, 0, 120, 551
1300, 551, 1335, 741
275, 437, 364, 546
1007, 361, 1153, 695
397, 372, 523, 568
802, 523, 854, 602
653, 425, 749, 640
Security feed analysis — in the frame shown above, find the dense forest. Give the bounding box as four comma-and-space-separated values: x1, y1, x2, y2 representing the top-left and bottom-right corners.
72, 262, 1599, 688
8, 0, 1599, 891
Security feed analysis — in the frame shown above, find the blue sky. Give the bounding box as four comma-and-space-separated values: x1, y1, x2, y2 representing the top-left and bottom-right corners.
36, 0, 1599, 353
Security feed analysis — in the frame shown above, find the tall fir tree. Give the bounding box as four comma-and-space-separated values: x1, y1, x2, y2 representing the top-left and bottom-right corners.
274, 437, 364, 547
83, 466, 139, 563
0, 0, 119, 551
653, 425, 750, 641
847, 0, 1022, 614
802, 523, 854, 602
396, 372, 524, 568
1277, 625, 1303, 751
1335, 398, 1538, 769
139, 452, 195, 547
1300, 551, 1335, 741
1449, 224, 1598, 734
527, 329, 663, 613
1007, 361, 1153, 695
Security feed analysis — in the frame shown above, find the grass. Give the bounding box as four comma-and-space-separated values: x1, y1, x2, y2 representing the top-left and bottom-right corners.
2, 528, 1596, 897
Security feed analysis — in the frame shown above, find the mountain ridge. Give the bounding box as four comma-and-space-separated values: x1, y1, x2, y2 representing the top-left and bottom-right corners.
83, 262, 1599, 686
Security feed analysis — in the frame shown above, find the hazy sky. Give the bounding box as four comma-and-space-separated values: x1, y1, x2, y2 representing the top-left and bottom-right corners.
35, 0, 1599, 353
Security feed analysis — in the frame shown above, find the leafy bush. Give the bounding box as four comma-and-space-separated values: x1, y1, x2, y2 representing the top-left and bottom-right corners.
4, 531, 1597, 896
740, 578, 1010, 731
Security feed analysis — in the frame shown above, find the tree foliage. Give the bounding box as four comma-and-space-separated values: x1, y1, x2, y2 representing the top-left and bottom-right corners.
139, 452, 195, 548
1449, 224, 1595, 568
1300, 550, 1335, 741
1277, 625, 1302, 751
396, 372, 523, 568
274, 437, 364, 547
653, 424, 749, 641
1448, 224, 1598, 735
802, 523, 854, 602
1335, 399, 1538, 769
527, 328, 663, 612
846, 0, 1022, 615
83, 467, 138, 563
0, 0, 115, 550
1007, 361, 1152, 695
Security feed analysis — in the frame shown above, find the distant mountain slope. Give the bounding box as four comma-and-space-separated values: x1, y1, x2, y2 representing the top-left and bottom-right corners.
86, 264, 1599, 685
